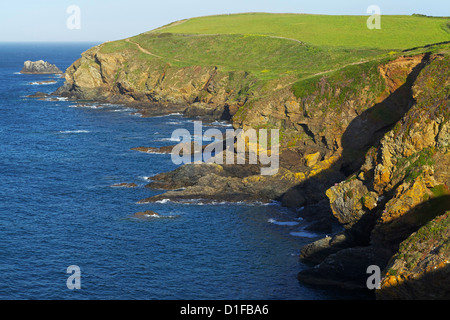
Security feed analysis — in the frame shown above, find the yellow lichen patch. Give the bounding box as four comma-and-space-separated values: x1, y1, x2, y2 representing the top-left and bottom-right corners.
308, 154, 340, 177
375, 165, 391, 188
382, 176, 429, 223
304, 152, 321, 167
294, 172, 307, 182
243, 175, 263, 184
325, 188, 338, 203
362, 192, 378, 210
383, 276, 398, 287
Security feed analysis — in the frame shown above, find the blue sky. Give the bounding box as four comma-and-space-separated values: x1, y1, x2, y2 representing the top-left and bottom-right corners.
0, 0, 448, 42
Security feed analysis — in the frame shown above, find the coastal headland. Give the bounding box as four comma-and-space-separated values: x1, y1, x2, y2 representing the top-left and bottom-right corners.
52, 13, 450, 299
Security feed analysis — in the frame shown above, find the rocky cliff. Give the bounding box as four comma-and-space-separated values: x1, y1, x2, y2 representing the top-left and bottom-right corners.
298, 53, 450, 298
54, 37, 450, 299
54, 41, 259, 118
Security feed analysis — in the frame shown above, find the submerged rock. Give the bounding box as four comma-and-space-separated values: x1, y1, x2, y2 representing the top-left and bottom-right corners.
134, 210, 160, 217
20, 60, 63, 74
111, 182, 138, 188
26, 91, 50, 99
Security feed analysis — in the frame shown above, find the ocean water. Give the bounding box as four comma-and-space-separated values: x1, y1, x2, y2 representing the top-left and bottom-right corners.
0, 43, 357, 300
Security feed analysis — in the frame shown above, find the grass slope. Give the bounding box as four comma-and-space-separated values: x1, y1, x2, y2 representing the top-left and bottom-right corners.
100, 13, 450, 82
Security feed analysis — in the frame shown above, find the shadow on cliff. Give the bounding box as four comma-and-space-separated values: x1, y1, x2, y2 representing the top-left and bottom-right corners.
280, 53, 432, 216
297, 196, 450, 296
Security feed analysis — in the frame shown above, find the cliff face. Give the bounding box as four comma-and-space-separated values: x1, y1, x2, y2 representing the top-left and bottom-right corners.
55, 43, 260, 119
298, 54, 449, 298
54, 39, 450, 299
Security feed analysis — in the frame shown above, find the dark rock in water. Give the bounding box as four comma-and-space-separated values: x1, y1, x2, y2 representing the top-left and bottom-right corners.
300, 232, 353, 264
111, 182, 138, 188
297, 199, 340, 234
20, 60, 63, 74
297, 245, 392, 290
281, 187, 306, 208
27, 91, 50, 99
134, 210, 160, 217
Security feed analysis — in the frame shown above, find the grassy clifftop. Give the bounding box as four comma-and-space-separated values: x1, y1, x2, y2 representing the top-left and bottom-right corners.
101, 13, 449, 80
155, 13, 450, 49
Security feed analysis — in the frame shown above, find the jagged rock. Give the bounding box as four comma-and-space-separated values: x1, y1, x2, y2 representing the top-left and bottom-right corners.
300, 232, 352, 264
21, 60, 62, 74
325, 178, 378, 243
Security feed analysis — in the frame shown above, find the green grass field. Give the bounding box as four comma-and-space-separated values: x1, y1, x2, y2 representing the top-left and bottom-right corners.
101, 13, 450, 81
152, 13, 450, 49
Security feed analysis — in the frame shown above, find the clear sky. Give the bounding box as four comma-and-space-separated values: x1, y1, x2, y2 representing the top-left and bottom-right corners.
1, 0, 448, 42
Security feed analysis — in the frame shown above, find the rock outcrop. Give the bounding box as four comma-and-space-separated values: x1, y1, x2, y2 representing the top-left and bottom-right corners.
21, 60, 62, 74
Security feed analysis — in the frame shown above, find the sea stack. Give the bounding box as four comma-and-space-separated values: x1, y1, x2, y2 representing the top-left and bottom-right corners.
20, 60, 63, 74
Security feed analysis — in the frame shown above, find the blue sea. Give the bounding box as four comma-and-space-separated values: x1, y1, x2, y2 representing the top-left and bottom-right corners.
0, 43, 359, 300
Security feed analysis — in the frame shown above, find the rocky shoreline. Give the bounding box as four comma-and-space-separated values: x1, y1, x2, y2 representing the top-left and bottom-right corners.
49, 39, 450, 299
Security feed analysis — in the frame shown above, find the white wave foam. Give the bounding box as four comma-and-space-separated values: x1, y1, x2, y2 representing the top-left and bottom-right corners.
268, 218, 300, 226
289, 230, 319, 238
68, 104, 102, 109
264, 200, 282, 206
155, 199, 171, 204
151, 112, 184, 118
13, 72, 21, 75
165, 121, 183, 125
138, 176, 151, 181
29, 81, 56, 85
141, 213, 160, 218
158, 137, 182, 142
58, 130, 90, 134
210, 121, 233, 127
110, 107, 135, 112
152, 198, 267, 206
136, 213, 179, 219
